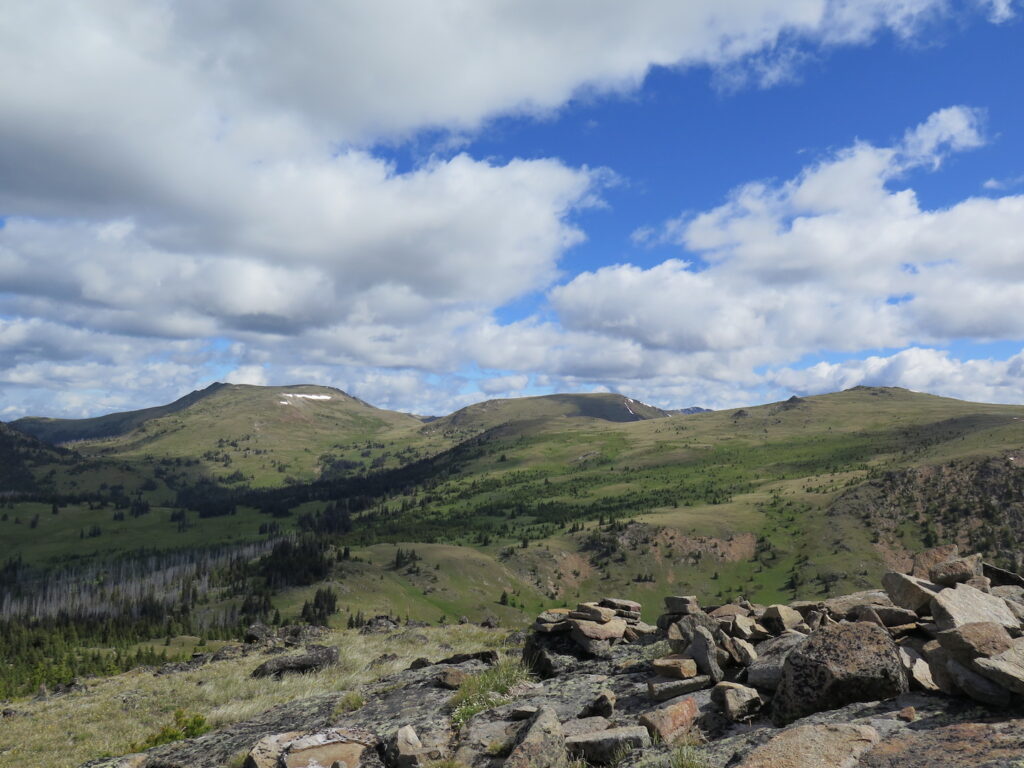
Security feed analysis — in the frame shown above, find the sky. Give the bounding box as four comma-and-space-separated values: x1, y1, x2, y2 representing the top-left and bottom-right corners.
2, 1, 1024, 419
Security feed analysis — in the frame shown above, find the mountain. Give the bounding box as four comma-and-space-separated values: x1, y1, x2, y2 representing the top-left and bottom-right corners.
60, 383, 430, 487
667, 406, 712, 415
422, 392, 669, 438
9, 382, 229, 444
0, 422, 69, 493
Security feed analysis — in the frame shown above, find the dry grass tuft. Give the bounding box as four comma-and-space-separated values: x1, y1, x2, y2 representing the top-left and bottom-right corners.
0, 625, 507, 768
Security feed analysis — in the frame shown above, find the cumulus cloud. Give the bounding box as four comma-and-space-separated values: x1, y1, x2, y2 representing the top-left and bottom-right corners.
552, 107, 1022, 378
0, 2, 1018, 417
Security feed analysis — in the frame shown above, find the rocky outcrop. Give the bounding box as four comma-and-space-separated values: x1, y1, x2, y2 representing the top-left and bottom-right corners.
772, 623, 908, 725
82, 547, 1024, 768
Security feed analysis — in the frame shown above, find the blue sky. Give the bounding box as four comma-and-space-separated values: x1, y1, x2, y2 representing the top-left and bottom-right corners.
1, 1, 1024, 418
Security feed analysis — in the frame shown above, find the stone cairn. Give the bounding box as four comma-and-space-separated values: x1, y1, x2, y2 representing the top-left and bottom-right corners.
217, 545, 1024, 768
524, 544, 1024, 746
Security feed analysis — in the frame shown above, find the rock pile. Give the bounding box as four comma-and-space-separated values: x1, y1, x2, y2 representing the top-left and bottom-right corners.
85, 546, 1024, 768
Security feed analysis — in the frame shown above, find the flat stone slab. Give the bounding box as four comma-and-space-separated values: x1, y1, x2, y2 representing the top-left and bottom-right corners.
734, 724, 880, 768
930, 583, 1019, 632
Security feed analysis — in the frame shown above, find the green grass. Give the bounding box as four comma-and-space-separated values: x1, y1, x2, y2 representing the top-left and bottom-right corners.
450, 656, 533, 729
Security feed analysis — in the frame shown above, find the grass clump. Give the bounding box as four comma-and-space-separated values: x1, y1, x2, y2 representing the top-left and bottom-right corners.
334, 690, 366, 714
668, 744, 710, 768
132, 708, 211, 750
450, 656, 532, 729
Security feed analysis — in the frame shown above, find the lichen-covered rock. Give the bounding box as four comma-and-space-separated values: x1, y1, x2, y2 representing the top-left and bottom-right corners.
251, 645, 339, 679
734, 723, 879, 768
945, 659, 1011, 707
647, 675, 711, 701
882, 572, 941, 613
283, 730, 374, 768
667, 613, 722, 654
711, 682, 762, 721
858, 720, 1024, 768
969, 638, 1024, 695
936, 622, 1013, 663
746, 631, 807, 692
930, 583, 1020, 632
638, 696, 698, 744
565, 726, 650, 765
650, 655, 697, 680
504, 707, 566, 768
772, 622, 908, 725
763, 605, 803, 633
929, 555, 982, 587
911, 544, 960, 578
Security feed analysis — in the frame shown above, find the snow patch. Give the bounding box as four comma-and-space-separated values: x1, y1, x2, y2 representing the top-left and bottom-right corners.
282, 393, 332, 400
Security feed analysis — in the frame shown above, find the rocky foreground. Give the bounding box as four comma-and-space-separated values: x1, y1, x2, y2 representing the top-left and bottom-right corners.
87, 545, 1024, 768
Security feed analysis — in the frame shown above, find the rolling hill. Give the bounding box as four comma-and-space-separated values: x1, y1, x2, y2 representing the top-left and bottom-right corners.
4, 384, 1024, 657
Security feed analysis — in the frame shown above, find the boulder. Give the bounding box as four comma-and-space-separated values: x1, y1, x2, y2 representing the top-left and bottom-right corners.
734, 724, 880, 768
821, 591, 893, 620
569, 618, 627, 642
667, 613, 721, 653
772, 622, 908, 725
936, 622, 1013, 663
882, 572, 941, 613
710, 604, 750, 619
569, 603, 617, 623
965, 576, 991, 593
929, 555, 983, 587
746, 631, 807, 691
599, 597, 642, 613
243, 732, 303, 768
690, 626, 724, 683
898, 645, 938, 692
565, 726, 650, 765
711, 682, 762, 721
647, 675, 712, 701
578, 689, 616, 718
251, 645, 339, 679
930, 583, 1019, 632
561, 717, 612, 739
763, 604, 803, 633
638, 696, 699, 744
504, 707, 567, 768
283, 730, 374, 768
922, 640, 961, 696
872, 606, 919, 627
651, 655, 698, 680
664, 595, 701, 614
911, 544, 960, 578
970, 638, 1024, 695
946, 658, 1012, 707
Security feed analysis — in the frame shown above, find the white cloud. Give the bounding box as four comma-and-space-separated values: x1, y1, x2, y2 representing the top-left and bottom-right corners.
550, 107, 1019, 376
0, 3, 1018, 417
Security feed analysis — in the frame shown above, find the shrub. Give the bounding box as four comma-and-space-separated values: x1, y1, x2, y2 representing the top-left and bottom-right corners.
133, 709, 211, 750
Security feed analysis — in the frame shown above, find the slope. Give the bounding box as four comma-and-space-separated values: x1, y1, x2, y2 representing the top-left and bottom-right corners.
9, 382, 229, 445
72, 383, 437, 487
422, 392, 668, 441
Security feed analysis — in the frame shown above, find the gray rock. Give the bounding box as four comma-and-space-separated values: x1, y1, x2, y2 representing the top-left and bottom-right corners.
664, 595, 700, 614
732, 723, 880, 768
690, 626, 724, 683
763, 604, 803, 633
936, 622, 1013, 663
946, 659, 1012, 707
772, 622, 908, 725
930, 583, 1020, 632
821, 590, 893, 620
898, 645, 938, 692
882, 572, 941, 613
565, 726, 651, 765
647, 675, 712, 701
970, 638, 1024, 695
251, 645, 339, 679
504, 707, 567, 768
746, 631, 807, 691
711, 682, 762, 721
667, 612, 721, 654
930, 555, 983, 587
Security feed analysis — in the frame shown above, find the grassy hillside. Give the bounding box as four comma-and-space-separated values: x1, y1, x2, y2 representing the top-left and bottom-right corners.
422, 392, 668, 440
4, 385, 1024, 654
8, 383, 229, 444
68, 383, 438, 487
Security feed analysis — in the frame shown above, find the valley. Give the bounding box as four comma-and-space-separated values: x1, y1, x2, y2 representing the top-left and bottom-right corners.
3, 384, 1024, 702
